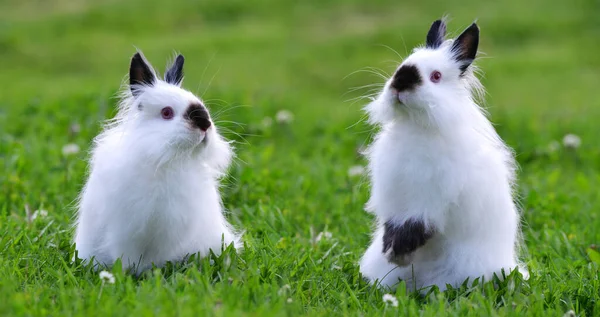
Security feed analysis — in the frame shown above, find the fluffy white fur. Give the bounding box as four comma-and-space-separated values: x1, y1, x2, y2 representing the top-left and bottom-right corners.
74, 55, 240, 274
359, 24, 527, 292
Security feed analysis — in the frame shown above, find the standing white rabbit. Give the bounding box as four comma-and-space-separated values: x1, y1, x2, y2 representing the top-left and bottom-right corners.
74, 51, 241, 274
359, 20, 527, 292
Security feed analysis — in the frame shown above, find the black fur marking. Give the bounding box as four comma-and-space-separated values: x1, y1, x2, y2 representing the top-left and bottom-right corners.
391, 64, 422, 92
426, 19, 446, 49
165, 54, 185, 86
382, 219, 435, 257
184, 103, 211, 131
451, 23, 479, 73
129, 52, 156, 97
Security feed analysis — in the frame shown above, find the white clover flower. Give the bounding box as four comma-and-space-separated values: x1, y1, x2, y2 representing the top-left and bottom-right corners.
99, 271, 115, 284
275, 110, 294, 124
286, 298, 293, 304
562, 310, 576, 317
562, 134, 581, 149
315, 231, 332, 242
547, 140, 560, 153
70, 123, 81, 134
62, 143, 80, 156
278, 284, 291, 296
382, 293, 398, 307
356, 144, 368, 156
261, 117, 273, 128
31, 209, 48, 220
347, 165, 365, 177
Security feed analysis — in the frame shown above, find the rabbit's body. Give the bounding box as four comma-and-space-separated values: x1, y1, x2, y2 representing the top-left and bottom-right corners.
74, 53, 239, 274
360, 114, 521, 290
75, 131, 237, 272
359, 20, 526, 291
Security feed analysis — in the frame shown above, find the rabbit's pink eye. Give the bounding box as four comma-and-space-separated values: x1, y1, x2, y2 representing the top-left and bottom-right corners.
161, 107, 174, 120
430, 71, 442, 83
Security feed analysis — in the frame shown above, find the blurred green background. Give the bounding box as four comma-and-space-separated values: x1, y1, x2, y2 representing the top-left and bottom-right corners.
0, 0, 599, 316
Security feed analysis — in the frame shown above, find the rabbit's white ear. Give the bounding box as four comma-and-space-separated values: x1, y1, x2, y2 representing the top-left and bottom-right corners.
426, 19, 446, 49
451, 23, 479, 73
165, 54, 185, 86
129, 51, 157, 96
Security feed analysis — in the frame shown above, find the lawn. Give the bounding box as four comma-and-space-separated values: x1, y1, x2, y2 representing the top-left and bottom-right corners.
1, 0, 599, 315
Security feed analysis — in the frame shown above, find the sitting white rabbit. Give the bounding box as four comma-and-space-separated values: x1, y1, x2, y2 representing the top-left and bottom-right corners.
74, 51, 241, 274
359, 19, 528, 292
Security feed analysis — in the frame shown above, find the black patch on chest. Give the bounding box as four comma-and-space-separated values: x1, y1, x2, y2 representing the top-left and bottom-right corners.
382, 219, 435, 256
390, 64, 422, 92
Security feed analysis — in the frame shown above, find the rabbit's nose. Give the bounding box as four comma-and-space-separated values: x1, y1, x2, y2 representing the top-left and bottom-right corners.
184, 103, 212, 131
391, 64, 422, 92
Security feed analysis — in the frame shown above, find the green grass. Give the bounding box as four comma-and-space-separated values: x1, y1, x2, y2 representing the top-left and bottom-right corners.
1, 0, 599, 315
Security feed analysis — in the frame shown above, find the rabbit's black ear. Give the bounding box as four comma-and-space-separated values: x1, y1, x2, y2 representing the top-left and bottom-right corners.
165, 54, 184, 86
129, 52, 156, 96
451, 23, 479, 73
426, 19, 446, 49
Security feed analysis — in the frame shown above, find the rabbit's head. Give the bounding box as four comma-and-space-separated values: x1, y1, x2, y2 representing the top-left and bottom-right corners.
367, 19, 484, 129
113, 51, 232, 172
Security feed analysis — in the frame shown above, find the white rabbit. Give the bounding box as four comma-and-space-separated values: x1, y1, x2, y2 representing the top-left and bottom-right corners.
74, 51, 241, 274
359, 19, 528, 292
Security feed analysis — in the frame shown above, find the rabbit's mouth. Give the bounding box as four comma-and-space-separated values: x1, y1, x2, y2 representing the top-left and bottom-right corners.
198, 127, 214, 146
384, 82, 407, 107
391, 88, 409, 107
178, 130, 208, 150
193, 131, 207, 147
199, 131, 208, 144
396, 92, 406, 105
185, 124, 210, 145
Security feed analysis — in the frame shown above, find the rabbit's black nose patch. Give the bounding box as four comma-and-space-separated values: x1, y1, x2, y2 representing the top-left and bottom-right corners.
391, 64, 422, 92
184, 103, 211, 131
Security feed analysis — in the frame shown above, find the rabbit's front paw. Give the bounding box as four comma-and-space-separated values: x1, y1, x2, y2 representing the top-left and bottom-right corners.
382, 219, 435, 266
